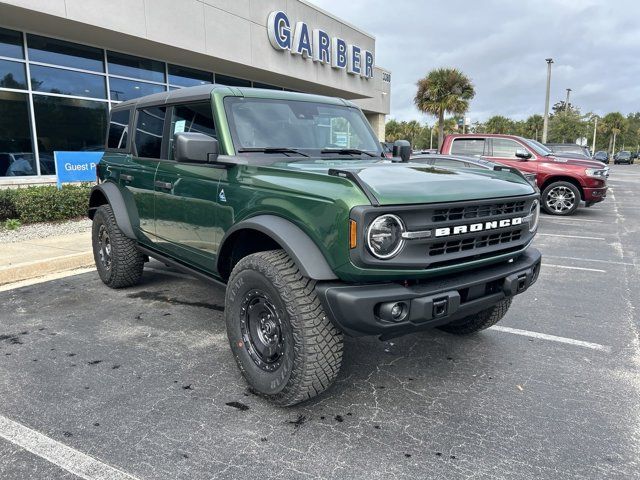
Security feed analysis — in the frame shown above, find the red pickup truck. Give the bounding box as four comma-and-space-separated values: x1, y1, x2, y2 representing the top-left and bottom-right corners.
440, 134, 608, 215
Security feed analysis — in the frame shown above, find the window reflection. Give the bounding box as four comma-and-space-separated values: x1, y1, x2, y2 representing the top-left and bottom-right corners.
215, 74, 252, 87
0, 91, 35, 177
27, 34, 104, 72
168, 64, 212, 87
0, 27, 24, 59
33, 96, 108, 174
107, 51, 165, 83
0, 59, 27, 89
30, 65, 106, 98
109, 77, 165, 101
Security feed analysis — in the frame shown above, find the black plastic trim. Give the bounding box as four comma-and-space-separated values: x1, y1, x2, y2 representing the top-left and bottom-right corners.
87, 182, 135, 239
316, 247, 541, 338
218, 215, 338, 281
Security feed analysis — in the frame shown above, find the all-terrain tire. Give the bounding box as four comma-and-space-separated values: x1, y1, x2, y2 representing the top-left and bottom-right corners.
438, 298, 512, 335
541, 181, 581, 216
225, 249, 343, 406
92, 204, 144, 288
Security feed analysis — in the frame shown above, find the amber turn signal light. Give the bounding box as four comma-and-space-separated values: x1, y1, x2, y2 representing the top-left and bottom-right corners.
349, 219, 357, 249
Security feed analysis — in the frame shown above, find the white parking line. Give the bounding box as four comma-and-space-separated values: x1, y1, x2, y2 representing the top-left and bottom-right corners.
491, 326, 612, 353
542, 264, 606, 273
541, 217, 603, 223
0, 415, 139, 480
543, 255, 636, 267
537, 233, 605, 240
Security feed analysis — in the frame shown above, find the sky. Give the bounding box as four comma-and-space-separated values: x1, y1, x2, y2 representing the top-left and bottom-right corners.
309, 0, 639, 124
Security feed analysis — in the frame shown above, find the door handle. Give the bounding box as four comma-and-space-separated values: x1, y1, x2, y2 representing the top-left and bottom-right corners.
154, 181, 173, 190
121, 174, 134, 182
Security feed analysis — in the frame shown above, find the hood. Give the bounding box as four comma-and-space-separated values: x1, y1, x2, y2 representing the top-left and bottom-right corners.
275, 159, 534, 205
547, 154, 606, 168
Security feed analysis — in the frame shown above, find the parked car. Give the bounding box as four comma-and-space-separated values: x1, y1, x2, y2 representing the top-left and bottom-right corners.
593, 151, 609, 164
411, 153, 538, 188
0, 153, 37, 176
546, 143, 592, 158
614, 151, 633, 164
440, 134, 609, 215
89, 85, 541, 405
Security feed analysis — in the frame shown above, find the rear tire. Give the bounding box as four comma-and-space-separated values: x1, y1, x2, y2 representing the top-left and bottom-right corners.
92, 205, 144, 288
225, 250, 343, 406
541, 181, 581, 215
438, 298, 512, 335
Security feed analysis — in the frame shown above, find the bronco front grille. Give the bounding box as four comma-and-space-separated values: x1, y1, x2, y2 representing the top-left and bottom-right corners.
429, 229, 523, 257
432, 200, 526, 223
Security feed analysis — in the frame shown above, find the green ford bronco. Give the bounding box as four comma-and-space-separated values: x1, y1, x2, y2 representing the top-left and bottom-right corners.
89, 85, 541, 406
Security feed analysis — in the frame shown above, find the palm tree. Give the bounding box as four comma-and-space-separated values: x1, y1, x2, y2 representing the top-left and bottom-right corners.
602, 112, 627, 155
414, 68, 475, 149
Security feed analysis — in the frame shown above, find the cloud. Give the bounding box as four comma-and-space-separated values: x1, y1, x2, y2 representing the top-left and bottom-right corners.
309, 0, 640, 122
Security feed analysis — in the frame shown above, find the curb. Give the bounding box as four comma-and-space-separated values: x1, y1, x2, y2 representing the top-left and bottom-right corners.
0, 251, 95, 286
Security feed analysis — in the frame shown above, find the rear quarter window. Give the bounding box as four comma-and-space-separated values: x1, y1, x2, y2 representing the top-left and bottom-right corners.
450, 138, 486, 156
107, 109, 131, 150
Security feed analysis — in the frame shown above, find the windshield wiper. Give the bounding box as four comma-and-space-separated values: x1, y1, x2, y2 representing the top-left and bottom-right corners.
237, 147, 309, 157
320, 148, 377, 158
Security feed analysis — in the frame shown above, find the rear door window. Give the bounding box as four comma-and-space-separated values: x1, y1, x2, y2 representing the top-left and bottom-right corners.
107, 109, 130, 150
450, 138, 486, 156
134, 106, 166, 158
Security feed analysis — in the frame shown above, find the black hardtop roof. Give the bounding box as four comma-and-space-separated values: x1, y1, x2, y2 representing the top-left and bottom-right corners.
110, 84, 356, 111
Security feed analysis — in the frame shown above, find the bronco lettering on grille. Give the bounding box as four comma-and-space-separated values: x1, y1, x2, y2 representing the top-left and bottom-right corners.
435, 217, 524, 238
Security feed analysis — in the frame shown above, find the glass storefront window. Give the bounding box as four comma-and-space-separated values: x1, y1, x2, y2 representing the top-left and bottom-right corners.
0, 27, 24, 59
109, 77, 165, 102
253, 82, 283, 90
30, 65, 106, 99
0, 91, 35, 177
33, 96, 108, 175
107, 51, 165, 83
215, 74, 252, 87
27, 34, 104, 72
168, 64, 212, 87
0, 59, 27, 90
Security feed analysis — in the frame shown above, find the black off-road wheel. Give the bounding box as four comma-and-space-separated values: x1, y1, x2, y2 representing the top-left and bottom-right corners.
225, 250, 343, 406
92, 205, 144, 288
541, 181, 581, 215
438, 298, 512, 335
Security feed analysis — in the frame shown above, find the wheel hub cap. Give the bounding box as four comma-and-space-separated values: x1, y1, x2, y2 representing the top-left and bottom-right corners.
97, 225, 112, 270
240, 290, 285, 372
546, 186, 576, 213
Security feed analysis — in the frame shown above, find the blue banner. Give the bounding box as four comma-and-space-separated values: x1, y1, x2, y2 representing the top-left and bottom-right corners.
54, 151, 104, 189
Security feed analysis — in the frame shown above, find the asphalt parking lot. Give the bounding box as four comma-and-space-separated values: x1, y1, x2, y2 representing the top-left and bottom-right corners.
1, 165, 639, 480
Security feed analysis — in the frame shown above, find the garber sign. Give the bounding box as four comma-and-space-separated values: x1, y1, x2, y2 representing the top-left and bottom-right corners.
267, 11, 374, 79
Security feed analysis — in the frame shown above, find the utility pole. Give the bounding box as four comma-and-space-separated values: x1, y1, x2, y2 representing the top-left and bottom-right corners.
564, 88, 572, 112
591, 116, 598, 154
429, 126, 434, 150
542, 58, 553, 143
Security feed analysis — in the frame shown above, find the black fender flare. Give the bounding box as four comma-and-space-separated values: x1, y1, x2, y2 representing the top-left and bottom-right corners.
87, 182, 136, 239
219, 215, 338, 281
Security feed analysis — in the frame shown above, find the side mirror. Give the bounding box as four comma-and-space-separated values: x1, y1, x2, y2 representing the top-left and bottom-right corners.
174, 132, 219, 163
392, 140, 412, 162
515, 148, 532, 160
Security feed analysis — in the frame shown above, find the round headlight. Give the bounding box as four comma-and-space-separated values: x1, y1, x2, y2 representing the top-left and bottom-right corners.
529, 200, 540, 232
366, 214, 405, 259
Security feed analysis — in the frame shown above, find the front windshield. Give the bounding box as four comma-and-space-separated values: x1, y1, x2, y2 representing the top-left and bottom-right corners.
523, 138, 553, 156
224, 97, 382, 155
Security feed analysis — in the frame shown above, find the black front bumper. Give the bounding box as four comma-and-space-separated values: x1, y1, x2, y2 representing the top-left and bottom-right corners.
316, 248, 541, 339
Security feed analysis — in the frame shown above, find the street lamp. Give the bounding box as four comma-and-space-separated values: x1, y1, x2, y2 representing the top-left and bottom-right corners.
542, 58, 553, 143
591, 115, 598, 155
565, 88, 572, 112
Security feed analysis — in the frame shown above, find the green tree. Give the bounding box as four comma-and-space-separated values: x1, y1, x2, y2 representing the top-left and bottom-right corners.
484, 115, 515, 134
414, 68, 475, 148
601, 112, 627, 154
522, 115, 544, 140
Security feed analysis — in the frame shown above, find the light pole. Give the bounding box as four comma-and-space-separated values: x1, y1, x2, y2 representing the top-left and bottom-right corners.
564, 88, 572, 112
591, 116, 598, 154
542, 58, 553, 143
429, 125, 434, 150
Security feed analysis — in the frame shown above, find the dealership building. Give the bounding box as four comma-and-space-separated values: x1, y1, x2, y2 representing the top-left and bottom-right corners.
0, 0, 390, 185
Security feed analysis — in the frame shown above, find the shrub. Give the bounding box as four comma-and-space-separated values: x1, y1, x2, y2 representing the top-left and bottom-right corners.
4, 219, 21, 230
0, 188, 18, 221
0, 184, 91, 224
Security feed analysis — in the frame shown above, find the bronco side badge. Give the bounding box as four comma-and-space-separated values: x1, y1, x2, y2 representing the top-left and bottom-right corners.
219, 189, 227, 202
